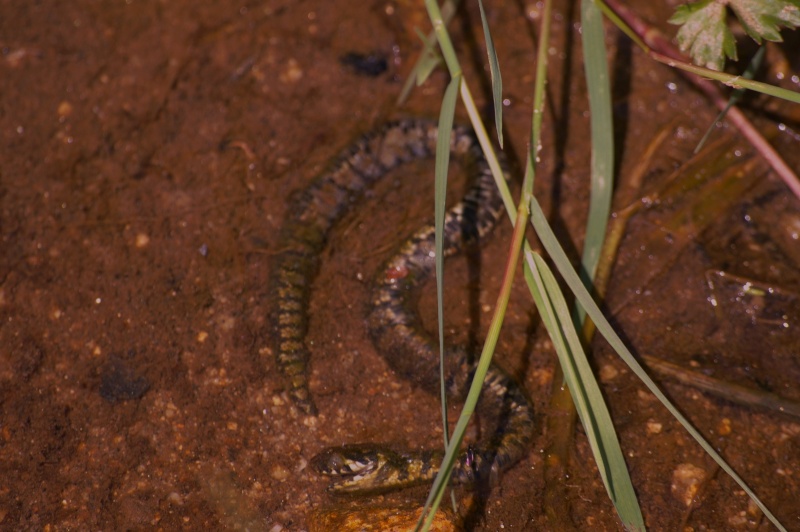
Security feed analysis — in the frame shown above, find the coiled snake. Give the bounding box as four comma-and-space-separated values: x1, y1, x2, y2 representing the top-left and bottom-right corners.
269, 119, 534, 493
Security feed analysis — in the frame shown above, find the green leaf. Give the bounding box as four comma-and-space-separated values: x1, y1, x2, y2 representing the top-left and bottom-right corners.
728, 0, 800, 43
413, 27, 442, 87
524, 251, 645, 530
670, 0, 737, 70
576, 0, 614, 325
476, 0, 503, 148
434, 73, 461, 450
670, 0, 800, 70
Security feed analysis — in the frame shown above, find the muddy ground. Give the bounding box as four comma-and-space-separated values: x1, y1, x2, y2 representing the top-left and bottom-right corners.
1, 0, 800, 530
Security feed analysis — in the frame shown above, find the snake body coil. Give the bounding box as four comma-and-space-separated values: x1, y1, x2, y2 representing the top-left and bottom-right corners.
269, 119, 534, 493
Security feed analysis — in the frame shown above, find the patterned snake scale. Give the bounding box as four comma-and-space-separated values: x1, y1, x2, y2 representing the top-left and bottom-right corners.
269, 119, 534, 493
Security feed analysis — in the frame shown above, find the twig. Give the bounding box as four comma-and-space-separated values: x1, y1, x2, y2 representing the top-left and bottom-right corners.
643, 355, 800, 419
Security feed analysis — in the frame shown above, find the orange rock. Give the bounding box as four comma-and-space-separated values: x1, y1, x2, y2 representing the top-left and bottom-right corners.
308, 503, 459, 532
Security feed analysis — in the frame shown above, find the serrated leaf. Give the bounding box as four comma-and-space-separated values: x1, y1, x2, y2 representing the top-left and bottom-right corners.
671, 0, 800, 70
668, 0, 711, 24
671, 0, 736, 70
728, 0, 800, 43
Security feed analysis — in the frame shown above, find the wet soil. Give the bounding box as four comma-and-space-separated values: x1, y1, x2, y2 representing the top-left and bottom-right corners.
2, 1, 800, 530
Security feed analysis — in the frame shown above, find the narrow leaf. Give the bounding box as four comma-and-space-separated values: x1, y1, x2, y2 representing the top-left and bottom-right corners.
576, 0, 614, 325
434, 74, 461, 453
650, 51, 800, 103
397, 0, 459, 105
694, 45, 765, 153
525, 252, 645, 530
477, 0, 504, 147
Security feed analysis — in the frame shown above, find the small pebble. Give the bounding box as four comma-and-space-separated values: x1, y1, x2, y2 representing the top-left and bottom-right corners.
270, 464, 290, 481
135, 233, 150, 248
671, 463, 707, 507
279, 58, 303, 84
57, 101, 73, 119
167, 492, 183, 505
646, 420, 662, 435
599, 364, 618, 382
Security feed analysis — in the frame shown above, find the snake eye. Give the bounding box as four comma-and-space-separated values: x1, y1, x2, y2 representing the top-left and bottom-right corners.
326, 452, 347, 471
311, 448, 349, 475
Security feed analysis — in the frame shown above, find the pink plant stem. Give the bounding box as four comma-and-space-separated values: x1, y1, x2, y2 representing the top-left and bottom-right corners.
603, 0, 800, 199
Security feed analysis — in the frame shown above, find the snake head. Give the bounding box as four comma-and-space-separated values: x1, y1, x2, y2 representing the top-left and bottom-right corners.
311, 444, 439, 494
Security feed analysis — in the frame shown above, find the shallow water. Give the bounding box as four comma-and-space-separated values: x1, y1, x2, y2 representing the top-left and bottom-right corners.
1, 1, 799, 530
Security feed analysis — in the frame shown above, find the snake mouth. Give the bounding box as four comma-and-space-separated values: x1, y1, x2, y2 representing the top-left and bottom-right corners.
312, 446, 379, 476
310, 444, 409, 494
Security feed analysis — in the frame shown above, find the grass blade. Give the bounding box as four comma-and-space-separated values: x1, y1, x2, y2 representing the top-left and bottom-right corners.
413, 27, 443, 87
525, 251, 645, 530
417, 200, 530, 531
528, 195, 787, 532
419, 0, 515, 215
694, 46, 765, 153
434, 74, 461, 452
397, 0, 459, 105
402, 1, 787, 529
527, 0, 552, 185
651, 50, 800, 103
476, 0, 503, 148
575, 0, 614, 325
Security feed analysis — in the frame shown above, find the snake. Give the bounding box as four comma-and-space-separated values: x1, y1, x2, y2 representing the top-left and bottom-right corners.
269, 118, 534, 493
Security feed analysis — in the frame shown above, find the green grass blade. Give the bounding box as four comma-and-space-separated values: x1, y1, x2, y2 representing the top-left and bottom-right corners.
397, 0, 459, 105
424, 0, 462, 77
694, 46, 765, 153
406, 0, 515, 220
652, 53, 800, 103
459, 84, 516, 214
417, 2, 637, 530
434, 74, 461, 452
414, 2, 508, 529
525, 251, 644, 530
528, 196, 787, 532
476, 0, 503, 148
413, 27, 443, 86
419, 0, 512, 214
575, 0, 614, 325
593, 0, 649, 52
527, 0, 552, 189
417, 202, 529, 531
405, 1, 785, 530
